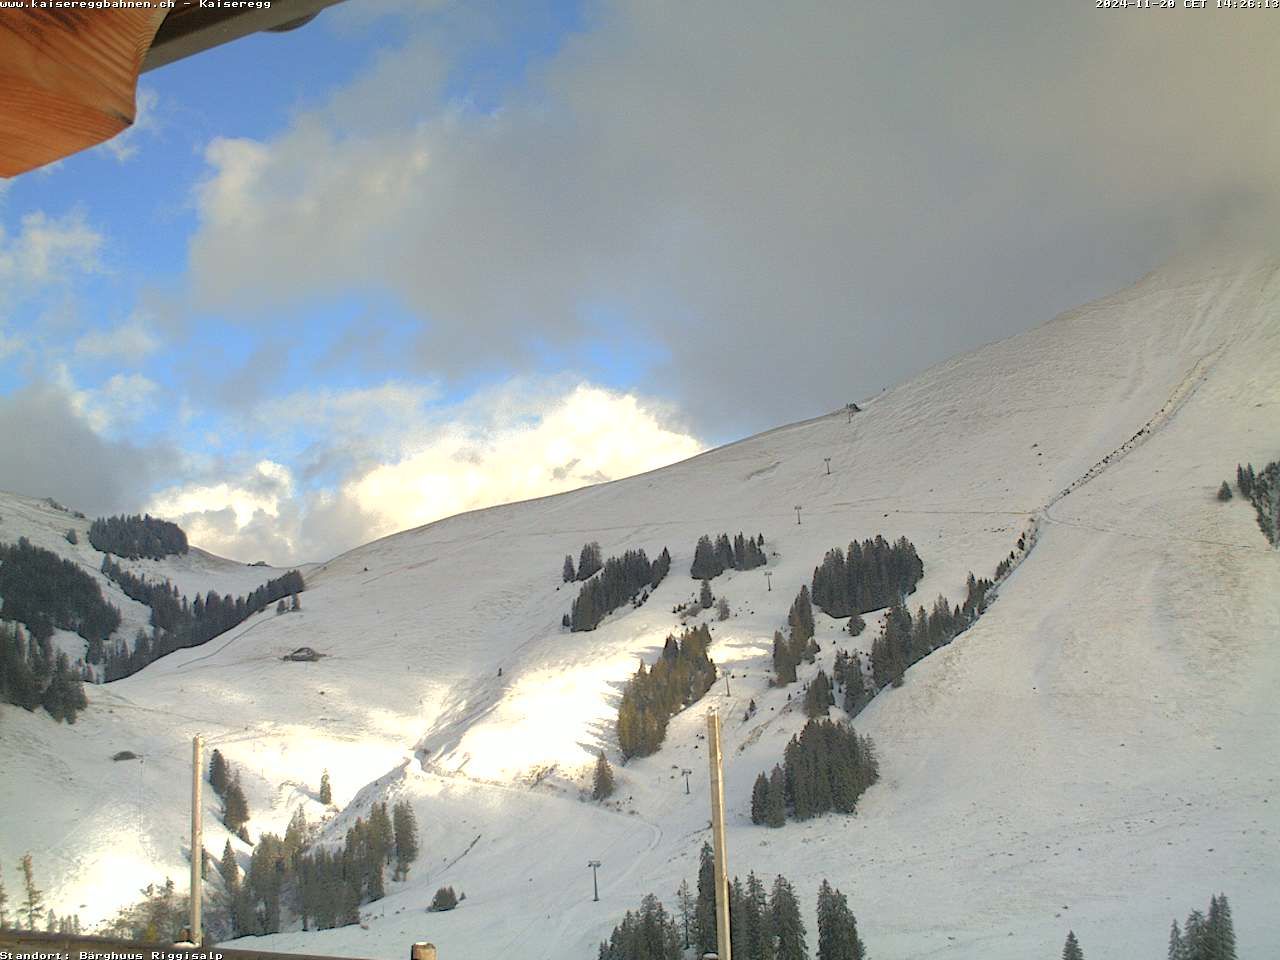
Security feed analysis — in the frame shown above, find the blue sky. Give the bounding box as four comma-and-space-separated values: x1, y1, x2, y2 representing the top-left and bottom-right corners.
1, 1, 1274, 563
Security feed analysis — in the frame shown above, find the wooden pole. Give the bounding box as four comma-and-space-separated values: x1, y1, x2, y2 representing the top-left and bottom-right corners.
190, 734, 202, 945
410, 943, 438, 960
706, 709, 731, 960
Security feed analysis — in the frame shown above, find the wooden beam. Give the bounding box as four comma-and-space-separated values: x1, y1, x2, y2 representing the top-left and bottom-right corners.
0, 9, 169, 178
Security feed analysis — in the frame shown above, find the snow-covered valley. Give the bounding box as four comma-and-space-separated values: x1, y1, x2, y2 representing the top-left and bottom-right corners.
2, 253, 1278, 959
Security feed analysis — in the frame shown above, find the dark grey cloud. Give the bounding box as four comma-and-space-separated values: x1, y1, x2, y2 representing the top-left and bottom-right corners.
188, 1, 1280, 438
0, 383, 172, 515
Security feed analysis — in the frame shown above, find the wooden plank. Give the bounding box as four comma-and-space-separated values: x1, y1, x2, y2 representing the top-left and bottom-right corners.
0, 9, 169, 177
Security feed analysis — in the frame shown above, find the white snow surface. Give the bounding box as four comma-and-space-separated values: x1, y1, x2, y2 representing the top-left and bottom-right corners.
2, 253, 1278, 959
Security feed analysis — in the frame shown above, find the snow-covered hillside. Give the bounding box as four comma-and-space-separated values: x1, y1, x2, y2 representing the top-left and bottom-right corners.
0, 491, 296, 661
2, 253, 1277, 959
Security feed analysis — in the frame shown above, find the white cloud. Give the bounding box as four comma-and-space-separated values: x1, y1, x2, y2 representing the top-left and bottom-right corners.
145, 381, 702, 564
74, 316, 160, 362
0, 210, 102, 296
186, 1, 1280, 435
348, 383, 702, 538
55, 365, 160, 432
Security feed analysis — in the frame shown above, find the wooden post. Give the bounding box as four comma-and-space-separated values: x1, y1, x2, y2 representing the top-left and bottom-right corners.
706, 710, 731, 960
190, 734, 202, 945
411, 943, 438, 960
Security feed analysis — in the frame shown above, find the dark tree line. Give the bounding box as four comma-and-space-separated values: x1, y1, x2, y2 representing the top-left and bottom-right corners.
690, 532, 767, 580
810, 536, 923, 618
569, 548, 669, 632
96, 566, 306, 681
868, 573, 990, 691
0, 623, 88, 723
217, 800, 419, 937
88, 514, 188, 560
751, 718, 879, 825
1233, 460, 1280, 545
617, 624, 716, 759
0, 537, 121, 643
208, 749, 251, 838
601, 846, 865, 960
575, 542, 604, 581
772, 586, 817, 684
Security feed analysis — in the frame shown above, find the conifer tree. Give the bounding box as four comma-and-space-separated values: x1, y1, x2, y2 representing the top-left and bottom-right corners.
208, 749, 228, 796
223, 776, 250, 833
563, 555, 576, 582
765, 766, 787, 828
1062, 930, 1084, 960
817, 880, 864, 960
0, 861, 8, 929
676, 879, 695, 950
392, 801, 419, 881
19, 854, 43, 931
1167, 919, 1188, 960
745, 871, 774, 960
577, 542, 604, 581
1217, 481, 1233, 501
773, 630, 798, 685
1206, 894, 1236, 960
751, 772, 770, 825
593, 752, 616, 800
319, 770, 332, 805
694, 843, 717, 957
805, 670, 834, 718
700, 579, 714, 609
429, 886, 458, 912
1183, 909, 1207, 959
770, 875, 806, 960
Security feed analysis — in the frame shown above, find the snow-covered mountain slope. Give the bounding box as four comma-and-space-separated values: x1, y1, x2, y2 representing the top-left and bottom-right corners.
0, 490, 296, 659
2, 254, 1277, 959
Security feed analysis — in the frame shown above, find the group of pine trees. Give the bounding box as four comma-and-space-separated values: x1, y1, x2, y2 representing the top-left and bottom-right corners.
566, 542, 605, 582
1057, 892, 1237, 960
772, 586, 818, 685
1232, 461, 1280, 545
209, 748, 252, 840
833, 649, 873, 719
601, 847, 865, 960
95, 566, 305, 681
868, 577, 988, 691
750, 718, 879, 825
0, 622, 88, 722
87, 514, 188, 559
217, 799, 419, 936
569, 547, 670, 632
616, 624, 716, 758
810, 536, 924, 618
0, 537, 121, 643
1165, 893, 1237, 960
690, 532, 767, 580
